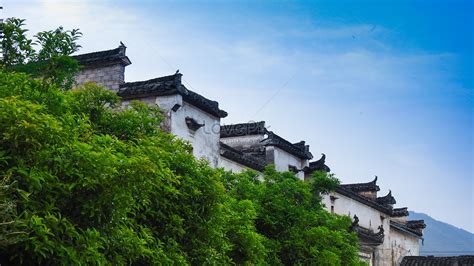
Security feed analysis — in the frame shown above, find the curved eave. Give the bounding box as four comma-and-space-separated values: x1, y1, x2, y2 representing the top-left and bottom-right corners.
390, 221, 423, 239
340, 176, 380, 193
352, 225, 384, 245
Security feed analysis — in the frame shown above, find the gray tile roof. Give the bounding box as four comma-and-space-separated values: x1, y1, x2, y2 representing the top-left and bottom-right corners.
401, 255, 474, 265
263, 132, 313, 160
118, 73, 228, 118
73, 44, 131, 67
220, 121, 267, 137
220, 142, 266, 171
304, 153, 331, 173
340, 176, 380, 193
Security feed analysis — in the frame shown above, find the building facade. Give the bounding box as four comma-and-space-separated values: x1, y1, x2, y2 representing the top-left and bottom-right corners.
323, 178, 425, 265
73, 44, 426, 265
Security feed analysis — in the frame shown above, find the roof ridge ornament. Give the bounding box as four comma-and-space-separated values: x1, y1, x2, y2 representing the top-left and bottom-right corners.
118, 73, 227, 118
119, 41, 126, 56
340, 176, 380, 192
376, 190, 396, 205
372, 175, 378, 184
304, 153, 331, 174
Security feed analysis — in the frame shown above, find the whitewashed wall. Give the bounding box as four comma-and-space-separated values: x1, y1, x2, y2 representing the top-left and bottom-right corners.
322, 192, 422, 265
322, 193, 388, 231
218, 156, 250, 173
124, 95, 221, 168
387, 227, 421, 265
170, 101, 221, 168
269, 146, 309, 180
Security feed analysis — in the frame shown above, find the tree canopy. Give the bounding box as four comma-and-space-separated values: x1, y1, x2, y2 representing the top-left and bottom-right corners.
0, 18, 364, 265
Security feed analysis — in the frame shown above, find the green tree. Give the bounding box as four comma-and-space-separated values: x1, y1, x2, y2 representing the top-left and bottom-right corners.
0, 18, 35, 67
221, 168, 364, 265
0, 19, 364, 265
0, 72, 266, 264
0, 18, 81, 90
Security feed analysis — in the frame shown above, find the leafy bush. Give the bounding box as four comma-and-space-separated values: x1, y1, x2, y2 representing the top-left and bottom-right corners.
0, 71, 364, 265
0, 18, 364, 265
1, 18, 81, 90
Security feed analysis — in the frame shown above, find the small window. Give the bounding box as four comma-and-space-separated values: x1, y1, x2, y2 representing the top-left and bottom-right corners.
185, 117, 204, 131
331, 205, 334, 214
288, 165, 298, 173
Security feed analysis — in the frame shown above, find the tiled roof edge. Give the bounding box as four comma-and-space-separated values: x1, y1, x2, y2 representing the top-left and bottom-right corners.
220, 142, 266, 171
264, 131, 313, 160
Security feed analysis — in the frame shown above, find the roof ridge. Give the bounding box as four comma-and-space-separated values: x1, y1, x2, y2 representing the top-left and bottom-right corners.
220, 142, 266, 171
376, 190, 396, 205
73, 46, 122, 58
220, 121, 267, 137
72, 44, 131, 67
120, 74, 181, 87
340, 176, 380, 192
264, 131, 313, 159
118, 73, 227, 118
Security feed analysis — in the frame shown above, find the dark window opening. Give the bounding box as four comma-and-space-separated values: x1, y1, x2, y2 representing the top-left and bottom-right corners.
288, 165, 298, 173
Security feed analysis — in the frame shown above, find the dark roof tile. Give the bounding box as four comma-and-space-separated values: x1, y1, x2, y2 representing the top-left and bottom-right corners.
392, 207, 409, 217
118, 73, 227, 118
220, 121, 267, 138
263, 131, 313, 159
304, 153, 331, 174
376, 190, 396, 205
340, 176, 380, 193
390, 220, 425, 238
73, 44, 131, 67
220, 142, 266, 171
401, 256, 474, 266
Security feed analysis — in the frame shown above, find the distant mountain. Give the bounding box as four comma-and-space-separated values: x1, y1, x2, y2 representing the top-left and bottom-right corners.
409, 211, 474, 256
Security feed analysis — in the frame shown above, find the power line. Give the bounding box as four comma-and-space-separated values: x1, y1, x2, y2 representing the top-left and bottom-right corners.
253, 71, 297, 116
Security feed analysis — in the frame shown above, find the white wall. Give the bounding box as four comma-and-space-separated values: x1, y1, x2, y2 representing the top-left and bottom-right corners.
124, 94, 221, 168
323, 192, 422, 265
170, 101, 221, 168
218, 156, 250, 173
387, 227, 421, 265
270, 146, 309, 180
322, 193, 388, 231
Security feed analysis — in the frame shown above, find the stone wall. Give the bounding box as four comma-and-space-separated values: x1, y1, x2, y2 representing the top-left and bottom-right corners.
75, 64, 125, 92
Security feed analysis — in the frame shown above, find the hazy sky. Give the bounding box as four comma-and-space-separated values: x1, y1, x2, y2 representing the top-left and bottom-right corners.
3, 0, 473, 233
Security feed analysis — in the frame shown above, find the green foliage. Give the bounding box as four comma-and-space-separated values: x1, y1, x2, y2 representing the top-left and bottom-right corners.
1, 18, 81, 90
35, 27, 82, 60
222, 168, 364, 265
0, 18, 35, 67
0, 71, 264, 264
0, 17, 364, 265
0, 48, 363, 265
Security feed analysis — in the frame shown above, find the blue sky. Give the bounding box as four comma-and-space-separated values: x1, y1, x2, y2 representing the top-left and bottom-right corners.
4, 0, 473, 233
